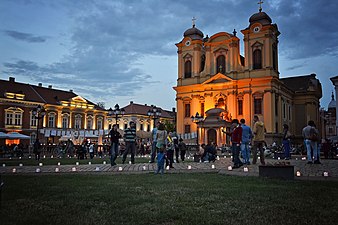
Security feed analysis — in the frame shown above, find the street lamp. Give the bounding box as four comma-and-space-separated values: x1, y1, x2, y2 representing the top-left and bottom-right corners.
108, 104, 125, 126
191, 112, 204, 146
32, 105, 46, 141
147, 106, 162, 128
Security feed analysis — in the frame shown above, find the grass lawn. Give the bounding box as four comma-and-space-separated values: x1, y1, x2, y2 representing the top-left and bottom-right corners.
1, 174, 337, 225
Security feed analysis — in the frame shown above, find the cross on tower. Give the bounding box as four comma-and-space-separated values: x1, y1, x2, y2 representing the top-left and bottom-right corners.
258, 0, 264, 12
192, 17, 196, 27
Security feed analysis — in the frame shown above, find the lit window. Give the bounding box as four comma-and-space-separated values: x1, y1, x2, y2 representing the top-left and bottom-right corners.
75, 115, 82, 129
5, 107, 23, 126
62, 114, 69, 128
48, 113, 56, 128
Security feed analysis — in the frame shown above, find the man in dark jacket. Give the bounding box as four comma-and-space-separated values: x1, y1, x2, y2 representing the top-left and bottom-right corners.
109, 124, 122, 166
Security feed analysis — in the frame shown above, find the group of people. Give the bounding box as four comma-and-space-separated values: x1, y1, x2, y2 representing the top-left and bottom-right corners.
225, 115, 266, 169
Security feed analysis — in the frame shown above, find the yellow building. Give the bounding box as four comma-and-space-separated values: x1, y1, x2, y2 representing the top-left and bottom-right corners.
174, 10, 322, 145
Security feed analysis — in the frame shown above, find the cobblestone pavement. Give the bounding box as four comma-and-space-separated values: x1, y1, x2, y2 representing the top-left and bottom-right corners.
1, 156, 338, 180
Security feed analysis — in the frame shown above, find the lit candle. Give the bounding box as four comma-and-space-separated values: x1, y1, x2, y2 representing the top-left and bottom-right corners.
95, 167, 100, 171
277, 157, 280, 160
258, 157, 260, 160
88, 162, 91, 165
103, 161, 106, 165
19, 163, 23, 167
301, 157, 306, 161
243, 167, 249, 172
12, 168, 16, 173
2, 164, 5, 167
129, 161, 131, 165
39, 163, 43, 166
76, 162, 79, 165
142, 166, 146, 170
57, 162, 61, 166
28, 156, 31, 159
296, 171, 301, 177
35, 168, 41, 173
188, 165, 192, 170
72, 167, 76, 172
323, 172, 329, 177
224, 156, 227, 158
55, 168, 59, 172
227, 166, 233, 171
19, 157, 21, 160
295, 158, 298, 160
43, 155, 46, 159
51, 155, 54, 159
166, 166, 170, 170
216, 156, 220, 160
211, 165, 215, 169
118, 167, 123, 171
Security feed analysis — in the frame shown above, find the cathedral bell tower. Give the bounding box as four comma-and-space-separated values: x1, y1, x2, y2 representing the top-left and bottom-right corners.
176, 18, 204, 86
241, 5, 280, 78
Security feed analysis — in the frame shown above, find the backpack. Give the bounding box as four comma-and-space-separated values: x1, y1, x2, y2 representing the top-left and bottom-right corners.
309, 128, 319, 142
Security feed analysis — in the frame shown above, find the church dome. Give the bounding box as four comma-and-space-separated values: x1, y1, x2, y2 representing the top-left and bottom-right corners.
183, 25, 204, 40
249, 11, 272, 26
328, 92, 336, 109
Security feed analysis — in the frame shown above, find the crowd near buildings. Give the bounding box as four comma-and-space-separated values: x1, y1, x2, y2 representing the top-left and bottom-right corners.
1, 6, 338, 159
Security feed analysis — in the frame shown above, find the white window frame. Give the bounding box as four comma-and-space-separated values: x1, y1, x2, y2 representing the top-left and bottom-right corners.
62, 113, 69, 129
75, 114, 82, 129
97, 117, 103, 130
5, 107, 23, 126
48, 112, 56, 128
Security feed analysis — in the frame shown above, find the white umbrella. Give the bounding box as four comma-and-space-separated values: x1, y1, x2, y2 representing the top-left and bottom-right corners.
0, 132, 9, 139
7, 132, 30, 140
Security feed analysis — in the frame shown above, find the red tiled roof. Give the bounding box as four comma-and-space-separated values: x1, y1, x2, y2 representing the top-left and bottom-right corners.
0, 78, 103, 110
122, 102, 174, 118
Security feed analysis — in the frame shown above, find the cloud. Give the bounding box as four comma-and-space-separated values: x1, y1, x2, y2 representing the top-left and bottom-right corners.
3, 30, 46, 43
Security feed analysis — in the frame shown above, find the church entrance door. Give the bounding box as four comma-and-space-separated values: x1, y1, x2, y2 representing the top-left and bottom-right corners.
207, 129, 217, 145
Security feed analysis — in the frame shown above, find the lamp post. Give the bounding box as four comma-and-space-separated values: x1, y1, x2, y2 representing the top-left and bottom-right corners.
147, 106, 162, 129
108, 104, 125, 126
32, 105, 46, 142
191, 112, 203, 146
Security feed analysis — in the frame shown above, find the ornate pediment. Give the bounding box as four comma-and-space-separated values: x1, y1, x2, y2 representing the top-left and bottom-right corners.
202, 73, 234, 85
71, 96, 87, 103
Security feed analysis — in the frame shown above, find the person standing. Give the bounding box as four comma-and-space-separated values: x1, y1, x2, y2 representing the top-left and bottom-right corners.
302, 120, 320, 164
240, 119, 253, 165
230, 119, 243, 168
252, 115, 266, 165
109, 124, 122, 166
33, 139, 41, 161
149, 122, 159, 163
282, 124, 292, 160
155, 146, 166, 175
89, 143, 94, 159
165, 132, 175, 168
122, 121, 137, 164
171, 129, 179, 163
178, 138, 187, 162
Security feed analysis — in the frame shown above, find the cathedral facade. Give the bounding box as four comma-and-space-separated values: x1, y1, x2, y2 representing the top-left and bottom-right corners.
174, 10, 322, 145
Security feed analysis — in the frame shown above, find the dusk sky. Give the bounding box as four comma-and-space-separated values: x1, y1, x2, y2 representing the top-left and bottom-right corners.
1, 0, 337, 111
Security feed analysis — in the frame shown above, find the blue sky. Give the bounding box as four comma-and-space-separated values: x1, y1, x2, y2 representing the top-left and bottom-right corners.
1, 0, 337, 111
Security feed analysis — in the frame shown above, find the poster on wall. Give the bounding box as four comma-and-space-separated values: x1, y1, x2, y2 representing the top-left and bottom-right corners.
45, 129, 50, 137
50, 130, 57, 136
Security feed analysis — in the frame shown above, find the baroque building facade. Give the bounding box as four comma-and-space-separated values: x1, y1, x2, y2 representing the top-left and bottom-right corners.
0, 77, 174, 147
174, 9, 322, 145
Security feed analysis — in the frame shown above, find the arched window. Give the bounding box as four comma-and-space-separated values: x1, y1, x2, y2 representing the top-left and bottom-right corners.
253, 49, 262, 69
87, 116, 93, 130
184, 60, 192, 78
62, 114, 69, 129
200, 54, 205, 72
96, 117, 103, 130
217, 98, 225, 109
216, 55, 225, 74
5, 107, 23, 126
272, 46, 277, 71
48, 112, 56, 128
75, 114, 82, 129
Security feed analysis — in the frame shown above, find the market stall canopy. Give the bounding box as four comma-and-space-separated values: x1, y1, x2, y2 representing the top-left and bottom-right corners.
0, 132, 9, 139
59, 135, 72, 141
7, 132, 30, 140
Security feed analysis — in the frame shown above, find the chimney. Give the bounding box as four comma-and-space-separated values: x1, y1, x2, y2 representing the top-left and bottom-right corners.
48, 85, 52, 89
145, 104, 147, 106
172, 107, 176, 112
69, 89, 73, 92
38, 83, 42, 87
9, 77, 15, 82
130, 101, 133, 104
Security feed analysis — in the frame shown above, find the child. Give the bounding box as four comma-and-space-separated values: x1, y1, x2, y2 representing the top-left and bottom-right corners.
155, 145, 166, 175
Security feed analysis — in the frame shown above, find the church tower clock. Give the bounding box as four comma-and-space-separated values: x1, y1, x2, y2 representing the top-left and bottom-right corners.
241, 3, 280, 78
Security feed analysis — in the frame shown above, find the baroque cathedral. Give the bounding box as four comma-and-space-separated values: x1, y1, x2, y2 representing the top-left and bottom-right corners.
174, 8, 322, 145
